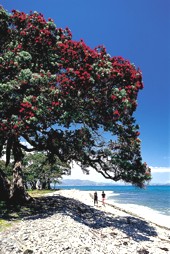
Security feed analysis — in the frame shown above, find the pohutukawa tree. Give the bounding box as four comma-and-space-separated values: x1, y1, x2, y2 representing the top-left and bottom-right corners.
0, 7, 151, 203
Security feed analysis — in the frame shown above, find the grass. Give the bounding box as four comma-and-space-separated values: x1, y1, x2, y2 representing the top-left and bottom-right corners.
0, 189, 57, 232
0, 219, 13, 232
28, 189, 57, 197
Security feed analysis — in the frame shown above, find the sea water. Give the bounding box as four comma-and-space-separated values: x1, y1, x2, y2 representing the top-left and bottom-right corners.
55, 185, 170, 216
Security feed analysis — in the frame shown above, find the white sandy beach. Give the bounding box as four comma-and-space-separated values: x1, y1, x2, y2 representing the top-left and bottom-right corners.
0, 189, 170, 254
57, 189, 170, 229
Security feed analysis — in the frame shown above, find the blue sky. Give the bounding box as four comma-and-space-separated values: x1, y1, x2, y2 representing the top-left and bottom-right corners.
1, 0, 169, 171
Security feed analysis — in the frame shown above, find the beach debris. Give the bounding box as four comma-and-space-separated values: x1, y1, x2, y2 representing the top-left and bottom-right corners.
159, 247, 169, 252
137, 249, 149, 254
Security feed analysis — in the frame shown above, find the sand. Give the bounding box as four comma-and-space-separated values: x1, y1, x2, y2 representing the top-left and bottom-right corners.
57, 189, 170, 229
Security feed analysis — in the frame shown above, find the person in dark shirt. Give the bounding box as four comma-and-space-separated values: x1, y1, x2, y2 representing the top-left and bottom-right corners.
94, 191, 98, 206
102, 191, 106, 206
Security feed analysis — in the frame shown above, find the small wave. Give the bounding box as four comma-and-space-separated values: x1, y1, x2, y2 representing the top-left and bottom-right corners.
106, 200, 170, 229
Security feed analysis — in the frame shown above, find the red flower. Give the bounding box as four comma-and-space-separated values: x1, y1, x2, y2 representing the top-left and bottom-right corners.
111, 95, 117, 101
113, 110, 120, 116
19, 108, 25, 113
21, 102, 32, 108
52, 102, 60, 106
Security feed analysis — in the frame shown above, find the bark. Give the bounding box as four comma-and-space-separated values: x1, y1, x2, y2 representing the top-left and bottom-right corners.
9, 161, 33, 204
36, 179, 42, 190
41, 178, 51, 190
47, 178, 51, 190
30, 181, 37, 190
0, 169, 11, 201
41, 180, 46, 189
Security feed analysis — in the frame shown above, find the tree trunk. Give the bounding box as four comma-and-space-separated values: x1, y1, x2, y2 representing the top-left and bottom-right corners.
42, 181, 46, 189
36, 179, 42, 190
10, 161, 33, 204
47, 178, 51, 190
30, 181, 37, 190
0, 169, 11, 201
41, 177, 47, 189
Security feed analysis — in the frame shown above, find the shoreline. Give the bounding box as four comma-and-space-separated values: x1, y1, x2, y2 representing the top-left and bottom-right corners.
55, 185, 170, 218
0, 189, 170, 254
59, 189, 170, 230
106, 200, 170, 230
102, 191, 170, 230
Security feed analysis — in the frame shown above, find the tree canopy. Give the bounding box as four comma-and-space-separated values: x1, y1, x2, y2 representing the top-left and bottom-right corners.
23, 152, 70, 189
0, 7, 151, 189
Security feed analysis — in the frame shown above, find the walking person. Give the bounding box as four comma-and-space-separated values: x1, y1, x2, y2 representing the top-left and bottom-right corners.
102, 191, 106, 206
94, 191, 98, 206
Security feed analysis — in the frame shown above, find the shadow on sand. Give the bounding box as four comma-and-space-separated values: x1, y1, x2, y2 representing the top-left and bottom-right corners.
1, 194, 157, 241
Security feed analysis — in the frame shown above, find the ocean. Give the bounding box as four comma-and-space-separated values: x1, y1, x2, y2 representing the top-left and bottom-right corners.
55, 185, 170, 216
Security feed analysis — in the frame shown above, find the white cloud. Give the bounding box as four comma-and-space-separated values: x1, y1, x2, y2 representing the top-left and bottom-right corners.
63, 163, 170, 184
150, 166, 170, 173
63, 161, 113, 183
